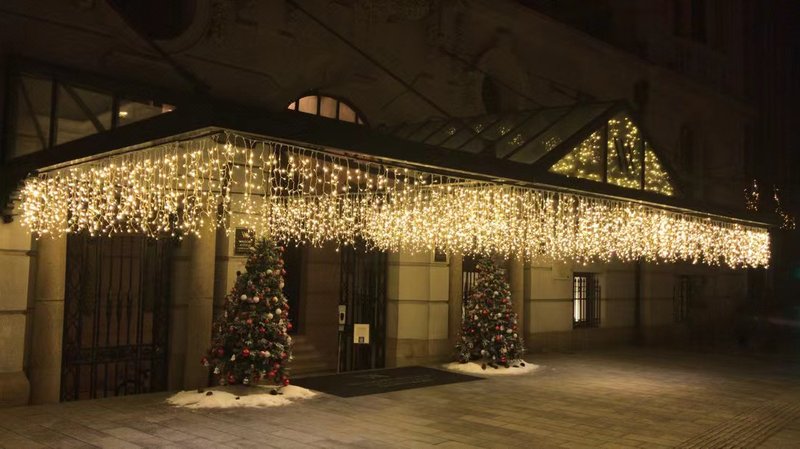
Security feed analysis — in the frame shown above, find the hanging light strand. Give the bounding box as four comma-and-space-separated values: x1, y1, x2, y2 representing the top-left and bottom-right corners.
18, 132, 770, 268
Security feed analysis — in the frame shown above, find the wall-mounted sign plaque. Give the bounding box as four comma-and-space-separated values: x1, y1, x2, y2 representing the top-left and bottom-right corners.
234, 228, 254, 255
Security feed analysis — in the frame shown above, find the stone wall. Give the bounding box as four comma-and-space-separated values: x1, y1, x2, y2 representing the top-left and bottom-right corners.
386, 251, 450, 366
0, 216, 33, 406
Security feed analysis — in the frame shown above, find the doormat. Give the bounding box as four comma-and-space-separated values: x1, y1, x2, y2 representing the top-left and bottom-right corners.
291, 366, 482, 398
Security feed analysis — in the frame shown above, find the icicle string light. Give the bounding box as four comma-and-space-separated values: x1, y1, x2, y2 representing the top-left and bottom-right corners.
18, 132, 770, 268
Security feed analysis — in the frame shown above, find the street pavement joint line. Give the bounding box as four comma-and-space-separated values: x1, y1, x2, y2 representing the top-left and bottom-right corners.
674, 400, 800, 448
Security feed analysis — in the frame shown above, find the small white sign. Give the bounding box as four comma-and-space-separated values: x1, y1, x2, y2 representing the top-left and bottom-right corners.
353, 323, 370, 344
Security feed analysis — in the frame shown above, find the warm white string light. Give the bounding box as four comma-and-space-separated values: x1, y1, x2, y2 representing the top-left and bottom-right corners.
551, 115, 675, 196
18, 131, 770, 268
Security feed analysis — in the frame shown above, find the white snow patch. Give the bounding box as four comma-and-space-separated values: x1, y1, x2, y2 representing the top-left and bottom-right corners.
442, 360, 539, 376
166, 384, 316, 409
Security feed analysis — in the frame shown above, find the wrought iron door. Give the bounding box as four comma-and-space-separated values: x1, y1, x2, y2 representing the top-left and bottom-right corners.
339, 242, 387, 371
61, 234, 172, 401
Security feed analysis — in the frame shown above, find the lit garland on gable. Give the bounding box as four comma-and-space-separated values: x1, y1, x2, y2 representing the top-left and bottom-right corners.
18, 132, 770, 267
550, 115, 675, 196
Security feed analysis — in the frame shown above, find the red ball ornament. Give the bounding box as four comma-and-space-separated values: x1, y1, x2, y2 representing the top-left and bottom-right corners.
282, 378, 290, 386
242, 348, 251, 358
267, 370, 276, 378
216, 348, 225, 356
280, 352, 287, 359
287, 323, 293, 331
246, 319, 253, 325
495, 325, 500, 331
227, 373, 236, 384
259, 326, 266, 333
273, 362, 280, 369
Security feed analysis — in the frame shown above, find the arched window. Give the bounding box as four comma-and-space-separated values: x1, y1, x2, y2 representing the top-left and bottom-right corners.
287, 94, 367, 125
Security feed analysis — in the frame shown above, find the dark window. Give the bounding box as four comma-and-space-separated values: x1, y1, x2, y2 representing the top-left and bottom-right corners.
674, 275, 691, 323
742, 124, 756, 179
678, 124, 695, 173
55, 84, 113, 146
5, 73, 174, 160
288, 94, 366, 125
482, 76, 502, 115
8, 74, 53, 159
673, 0, 707, 43
690, 0, 707, 43
573, 273, 600, 328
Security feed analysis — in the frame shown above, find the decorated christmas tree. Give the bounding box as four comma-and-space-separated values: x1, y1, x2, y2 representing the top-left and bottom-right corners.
455, 256, 525, 367
203, 238, 293, 388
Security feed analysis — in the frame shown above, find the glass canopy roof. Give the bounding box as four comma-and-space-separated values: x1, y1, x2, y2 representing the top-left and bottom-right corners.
386, 102, 614, 163
385, 101, 677, 196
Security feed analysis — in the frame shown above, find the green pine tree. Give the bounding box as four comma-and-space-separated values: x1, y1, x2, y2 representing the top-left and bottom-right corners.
203, 238, 293, 387
455, 256, 525, 367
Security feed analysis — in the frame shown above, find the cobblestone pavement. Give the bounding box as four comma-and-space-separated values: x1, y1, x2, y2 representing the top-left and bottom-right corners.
2, 349, 799, 449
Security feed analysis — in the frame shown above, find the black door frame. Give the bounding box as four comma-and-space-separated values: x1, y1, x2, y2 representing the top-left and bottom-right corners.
338, 242, 387, 371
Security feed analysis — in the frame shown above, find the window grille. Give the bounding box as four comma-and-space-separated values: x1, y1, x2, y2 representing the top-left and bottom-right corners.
573, 273, 600, 328
674, 275, 691, 322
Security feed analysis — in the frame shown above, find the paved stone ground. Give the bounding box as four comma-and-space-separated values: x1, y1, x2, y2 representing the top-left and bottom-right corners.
2, 348, 799, 449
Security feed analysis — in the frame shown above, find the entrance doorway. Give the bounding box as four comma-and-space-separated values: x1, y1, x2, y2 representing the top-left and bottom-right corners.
60, 234, 172, 401
338, 243, 387, 371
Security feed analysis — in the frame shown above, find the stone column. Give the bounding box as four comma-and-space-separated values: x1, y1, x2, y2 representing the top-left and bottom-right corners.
181, 225, 217, 389
448, 253, 463, 345
385, 251, 450, 367
507, 256, 525, 338
0, 219, 34, 407
29, 235, 67, 404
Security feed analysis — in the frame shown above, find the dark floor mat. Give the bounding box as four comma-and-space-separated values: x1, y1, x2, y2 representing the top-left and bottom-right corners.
292, 366, 482, 397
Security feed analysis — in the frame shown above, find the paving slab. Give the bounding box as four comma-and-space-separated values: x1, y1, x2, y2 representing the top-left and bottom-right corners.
2, 349, 799, 448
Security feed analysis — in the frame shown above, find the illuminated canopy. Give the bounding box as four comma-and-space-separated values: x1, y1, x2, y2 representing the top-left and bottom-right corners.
8, 100, 771, 268
386, 102, 679, 197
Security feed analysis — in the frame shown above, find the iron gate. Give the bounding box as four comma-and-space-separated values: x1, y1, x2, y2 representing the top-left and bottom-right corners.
339, 242, 387, 371
61, 233, 172, 401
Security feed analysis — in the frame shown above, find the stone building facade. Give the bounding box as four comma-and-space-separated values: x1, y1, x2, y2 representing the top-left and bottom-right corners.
0, 0, 765, 407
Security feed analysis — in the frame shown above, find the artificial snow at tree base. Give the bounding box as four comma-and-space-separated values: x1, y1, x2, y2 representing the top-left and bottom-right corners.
442, 360, 539, 376
167, 385, 316, 409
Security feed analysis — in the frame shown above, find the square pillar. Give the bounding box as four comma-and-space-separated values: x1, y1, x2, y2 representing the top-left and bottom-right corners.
386, 251, 450, 366
181, 226, 217, 389
448, 253, 463, 346
29, 235, 67, 404
0, 218, 33, 406
507, 256, 525, 338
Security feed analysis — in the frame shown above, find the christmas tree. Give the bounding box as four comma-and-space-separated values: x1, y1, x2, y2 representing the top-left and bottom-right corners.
203, 238, 293, 388
455, 256, 525, 367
